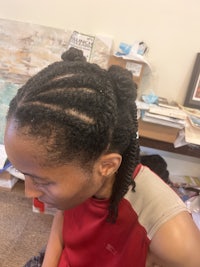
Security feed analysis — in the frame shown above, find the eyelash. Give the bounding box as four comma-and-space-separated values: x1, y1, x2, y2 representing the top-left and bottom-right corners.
34, 182, 50, 187
30, 177, 51, 187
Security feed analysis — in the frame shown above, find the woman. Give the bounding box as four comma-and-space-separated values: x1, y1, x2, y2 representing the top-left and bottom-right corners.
4, 48, 200, 267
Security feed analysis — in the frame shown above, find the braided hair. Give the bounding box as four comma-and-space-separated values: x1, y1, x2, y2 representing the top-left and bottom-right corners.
7, 47, 140, 222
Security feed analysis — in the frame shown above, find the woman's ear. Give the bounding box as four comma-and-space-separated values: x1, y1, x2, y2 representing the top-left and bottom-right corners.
98, 153, 122, 177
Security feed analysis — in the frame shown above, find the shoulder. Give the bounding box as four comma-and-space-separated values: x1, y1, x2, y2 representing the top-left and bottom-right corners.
125, 165, 188, 239
149, 211, 200, 266
126, 166, 200, 266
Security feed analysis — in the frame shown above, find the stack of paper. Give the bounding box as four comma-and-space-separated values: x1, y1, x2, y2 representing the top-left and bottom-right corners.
0, 144, 20, 190
178, 106, 200, 146
185, 118, 200, 146
148, 106, 187, 120
142, 106, 187, 129
157, 97, 179, 110
142, 110, 186, 129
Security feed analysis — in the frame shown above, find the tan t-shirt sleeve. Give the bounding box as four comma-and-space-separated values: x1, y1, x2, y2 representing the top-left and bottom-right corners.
125, 166, 188, 240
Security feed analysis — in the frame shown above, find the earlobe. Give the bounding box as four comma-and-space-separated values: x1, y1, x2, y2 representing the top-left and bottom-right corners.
99, 153, 122, 177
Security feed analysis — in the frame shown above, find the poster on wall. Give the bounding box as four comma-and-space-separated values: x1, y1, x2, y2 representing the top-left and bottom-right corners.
0, 18, 71, 144
0, 19, 113, 144
0, 18, 70, 84
68, 31, 95, 61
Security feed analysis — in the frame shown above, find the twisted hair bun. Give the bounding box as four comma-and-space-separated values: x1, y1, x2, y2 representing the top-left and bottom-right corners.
108, 65, 137, 107
61, 47, 86, 62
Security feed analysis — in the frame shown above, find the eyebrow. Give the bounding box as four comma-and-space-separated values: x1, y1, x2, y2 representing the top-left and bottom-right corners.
21, 172, 50, 181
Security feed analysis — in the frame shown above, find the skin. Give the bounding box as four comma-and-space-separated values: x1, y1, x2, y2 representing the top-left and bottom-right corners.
4, 119, 200, 267
4, 119, 122, 267
4, 119, 122, 211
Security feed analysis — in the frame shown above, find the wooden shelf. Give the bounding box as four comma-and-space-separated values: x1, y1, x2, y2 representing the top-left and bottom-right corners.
138, 119, 200, 159
139, 136, 200, 158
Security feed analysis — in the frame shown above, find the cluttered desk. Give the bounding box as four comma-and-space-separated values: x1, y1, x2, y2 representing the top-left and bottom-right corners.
137, 97, 200, 230
138, 120, 200, 159
137, 97, 200, 159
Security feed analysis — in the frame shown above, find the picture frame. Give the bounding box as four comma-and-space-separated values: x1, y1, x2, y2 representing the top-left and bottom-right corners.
184, 53, 200, 109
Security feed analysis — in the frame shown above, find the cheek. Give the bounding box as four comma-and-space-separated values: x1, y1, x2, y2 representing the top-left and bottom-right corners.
41, 180, 79, 201
42, 177, 93, 207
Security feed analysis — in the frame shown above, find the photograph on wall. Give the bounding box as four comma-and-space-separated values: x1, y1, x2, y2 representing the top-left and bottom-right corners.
184, 53, 200, 109
192, 74, 200, 100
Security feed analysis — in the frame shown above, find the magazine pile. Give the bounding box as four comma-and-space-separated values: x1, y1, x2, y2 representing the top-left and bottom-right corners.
169, 174, 200, 230
180, 106, 200, 146
139, 97, 187, 129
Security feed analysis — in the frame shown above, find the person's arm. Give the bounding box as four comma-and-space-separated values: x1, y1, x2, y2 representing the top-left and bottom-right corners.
42, 210, 64, 267
148, 211, 200, 267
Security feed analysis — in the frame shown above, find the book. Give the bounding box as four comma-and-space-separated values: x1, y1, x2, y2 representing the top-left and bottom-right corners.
158, 97, 179, 110
149, 106, 187, 120
142, 111, 185, 128
142, 116, 183, 129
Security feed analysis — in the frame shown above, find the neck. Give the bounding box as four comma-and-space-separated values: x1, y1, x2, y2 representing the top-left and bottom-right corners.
94, 174, 115, 199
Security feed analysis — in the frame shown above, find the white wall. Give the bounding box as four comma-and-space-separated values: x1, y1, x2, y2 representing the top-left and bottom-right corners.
0, 0, 199, 175
141, 146, 200, 177
0, 0, 200, 104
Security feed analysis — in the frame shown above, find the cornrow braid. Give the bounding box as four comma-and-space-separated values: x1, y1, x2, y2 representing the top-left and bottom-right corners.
7, 47, 140, 222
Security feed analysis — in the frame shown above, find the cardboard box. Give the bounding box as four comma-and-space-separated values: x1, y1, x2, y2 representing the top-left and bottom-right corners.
0, 171, 18, 190
108, 55, 145, 86
138, 119, 179, 143
32, 197, 56, 215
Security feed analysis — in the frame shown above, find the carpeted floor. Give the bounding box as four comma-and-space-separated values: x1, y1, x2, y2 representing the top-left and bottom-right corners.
0, 180, 53, 267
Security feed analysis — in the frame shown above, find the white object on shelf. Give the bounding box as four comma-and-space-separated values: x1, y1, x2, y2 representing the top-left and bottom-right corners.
0, 144, 7, 169
0, 176, 18, 189
149, 106, 187, 120
185, 118, 200, 146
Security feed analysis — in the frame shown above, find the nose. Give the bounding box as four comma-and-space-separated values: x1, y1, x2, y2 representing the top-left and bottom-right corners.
24, 176, 43, 198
